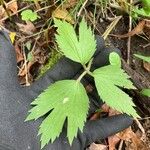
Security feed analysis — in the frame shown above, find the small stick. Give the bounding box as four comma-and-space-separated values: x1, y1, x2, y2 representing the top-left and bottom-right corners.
127, 0, 133, 64
134, 118, 146, 142
77, 0, 88, 17
102, 16, 122, 40
118, 140, 123, 150
23, 47, 30, 86
0, 4, 32, 22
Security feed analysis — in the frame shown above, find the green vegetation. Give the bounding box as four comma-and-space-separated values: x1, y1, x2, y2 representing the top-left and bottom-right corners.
26, 19, 139, 149
134, 54, 150, 97
21, 9, 40, 22
134, 54, 150, 63
133, 0, 150, 18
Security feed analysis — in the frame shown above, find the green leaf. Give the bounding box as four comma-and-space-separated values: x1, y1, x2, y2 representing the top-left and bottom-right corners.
93, 65, 139, 118
142, 0, 150, 12
134, 54, 150, 63
27, 52, 33, 62
133, 8, 150, 17
25, 41, 32, 51
109, 52, 121, 67
54, 18, 96, 65
21, 9, 39, 22
26, 80, 89, 148
140, 88, 150, 97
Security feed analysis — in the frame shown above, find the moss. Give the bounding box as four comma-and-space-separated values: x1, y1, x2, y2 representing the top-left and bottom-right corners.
37, 50, 62, 79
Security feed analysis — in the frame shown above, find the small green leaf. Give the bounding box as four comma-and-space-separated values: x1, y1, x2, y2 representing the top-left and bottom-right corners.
26, 80, 89, 148
27, 52, 33, 62
140, 88, 150, 97
21, 9, 39, 22
93, 65, 139, 118
54, 18, 96, 65
134, 54, 150, 63
109, 52, 121, 67
25, 41, 32, 51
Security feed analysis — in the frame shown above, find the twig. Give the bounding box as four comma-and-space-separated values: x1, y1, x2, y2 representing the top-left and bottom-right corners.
143, 43, 150, 48
23, 46, 30, 86
102, 16, 122, 40
134, 118, 146, 142
118, 140, 123, 150
127, 0, 133, 65
77, 0, 88, 17
138, 117, 150, 120
0, 4, 32, 22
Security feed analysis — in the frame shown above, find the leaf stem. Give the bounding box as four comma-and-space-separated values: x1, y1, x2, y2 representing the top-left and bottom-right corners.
77, 70, 87, 82
83, 58, 94, 76
77, 59, 94, 82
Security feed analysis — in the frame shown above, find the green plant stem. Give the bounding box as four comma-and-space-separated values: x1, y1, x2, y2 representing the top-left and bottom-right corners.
83, 58, 94, 76
76, 70, 87, 82
77, 59, 94, 82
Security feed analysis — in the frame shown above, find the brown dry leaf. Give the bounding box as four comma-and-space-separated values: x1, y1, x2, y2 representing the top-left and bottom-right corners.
52, 8, 75, 24
101, 104, 120, 116
117, 127, 147, 150
89, 143, 108, 150
7, 0, 18, 14
63, 0, 78, 8
101, 104, 110, 113
112, 20, 146, 38
108, 135, 120, 150
16, 21, 36, 35
14, 42, 24, 63
34, 0, 41, 9
0, 6, 5, 19
143, 62, 150, 72
0, 0, 18, 19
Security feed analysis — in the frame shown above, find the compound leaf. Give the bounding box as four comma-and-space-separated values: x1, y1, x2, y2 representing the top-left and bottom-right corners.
26, 80, 89, 148
93, 65, 139, 118
54, 18, 96, 65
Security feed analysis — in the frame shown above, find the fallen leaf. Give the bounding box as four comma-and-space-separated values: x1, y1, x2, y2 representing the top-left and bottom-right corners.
112, 20, 145, 38
108, 135, 120, 150
101, 104, 110, 113
0, 6, 5, 19
63, 0, 78, 8
9, 32, 16, 43
143, 62, 150, 72
117, 127, 147, 150
101, 104, 120, 116
16, 21, 36, 35
7, 0, 18, 14
52, 8, 74, 24
89, 143, 108, 150
0, 0, 18, 20
14, 42, 24, 63
33, 0, 41, 9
